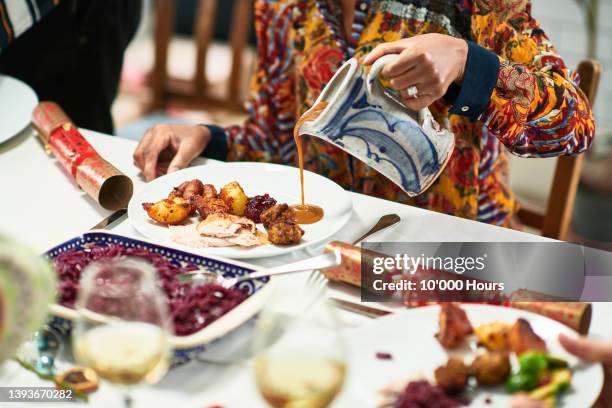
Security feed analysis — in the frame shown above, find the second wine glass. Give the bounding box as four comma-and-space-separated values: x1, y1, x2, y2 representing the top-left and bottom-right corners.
252, 281, 347, 408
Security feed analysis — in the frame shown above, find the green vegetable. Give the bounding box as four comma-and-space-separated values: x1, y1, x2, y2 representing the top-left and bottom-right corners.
506, 372, 539, 393
519, 352, 548, 376
507, 353, 571, 398
529, 369, 572, 403
544, 355, 569, 369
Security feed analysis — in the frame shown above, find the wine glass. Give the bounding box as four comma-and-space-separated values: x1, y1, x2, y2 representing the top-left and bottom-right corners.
73, 258, 172, 407
252, 281, 347, 407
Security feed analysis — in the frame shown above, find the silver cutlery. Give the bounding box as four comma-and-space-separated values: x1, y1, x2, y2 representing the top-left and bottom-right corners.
177, 250, 342, 288
90, 208, 127, 230
352, 213, 400, 245
329, 297, 391, 318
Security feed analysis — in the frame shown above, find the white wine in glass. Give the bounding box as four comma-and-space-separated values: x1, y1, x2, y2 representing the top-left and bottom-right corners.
255, 354, 346, 407
75, 321, 168, 385
253, 284, 346, 408
73, 258, 172, 407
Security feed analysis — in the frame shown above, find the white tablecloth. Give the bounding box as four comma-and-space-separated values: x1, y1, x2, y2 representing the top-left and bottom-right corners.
1, 129, 610, 407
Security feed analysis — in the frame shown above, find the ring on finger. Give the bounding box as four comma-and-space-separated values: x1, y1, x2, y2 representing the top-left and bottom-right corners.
406, 85, 419, 99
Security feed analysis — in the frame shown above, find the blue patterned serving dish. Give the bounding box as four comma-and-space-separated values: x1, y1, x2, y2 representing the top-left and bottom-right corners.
44, 231, 273, 365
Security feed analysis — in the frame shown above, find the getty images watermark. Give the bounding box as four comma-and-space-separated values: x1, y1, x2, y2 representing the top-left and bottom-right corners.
360, 242, 612, 302
371, 252, 505, 292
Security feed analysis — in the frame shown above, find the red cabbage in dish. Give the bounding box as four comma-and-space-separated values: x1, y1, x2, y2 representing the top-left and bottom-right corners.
53, 244, 248, 335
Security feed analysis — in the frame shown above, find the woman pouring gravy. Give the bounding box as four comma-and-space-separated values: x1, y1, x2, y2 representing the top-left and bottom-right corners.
134, 0, 594, 228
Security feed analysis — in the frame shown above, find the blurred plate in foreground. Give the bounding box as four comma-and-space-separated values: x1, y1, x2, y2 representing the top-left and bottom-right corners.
340, 304, 603, 407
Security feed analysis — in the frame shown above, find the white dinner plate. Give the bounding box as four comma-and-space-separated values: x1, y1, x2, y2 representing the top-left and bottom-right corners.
341, 304, 603, 407
128, 161, 353, 259
0, 75, 38, 144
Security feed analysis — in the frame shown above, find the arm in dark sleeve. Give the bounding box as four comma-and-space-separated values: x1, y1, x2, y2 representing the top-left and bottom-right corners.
443, 41, 500, 122
200, 125, 229, 161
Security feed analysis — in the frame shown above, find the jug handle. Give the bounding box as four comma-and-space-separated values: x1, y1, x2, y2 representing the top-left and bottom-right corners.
366, 54, 421, 115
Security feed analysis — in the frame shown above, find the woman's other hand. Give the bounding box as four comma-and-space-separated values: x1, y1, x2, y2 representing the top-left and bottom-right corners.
133, 124, 211, 181
511, 334, 612, 408
510, 394, 548, 408
559, 333, 612, 408
363, 33, 468, 111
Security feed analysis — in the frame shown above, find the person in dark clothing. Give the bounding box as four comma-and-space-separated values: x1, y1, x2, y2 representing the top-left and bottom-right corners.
0, 0, 141, 134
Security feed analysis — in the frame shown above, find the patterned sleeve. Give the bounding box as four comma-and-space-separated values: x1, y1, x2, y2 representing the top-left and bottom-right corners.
470, 0, 595, 157
224, 0, 297, 164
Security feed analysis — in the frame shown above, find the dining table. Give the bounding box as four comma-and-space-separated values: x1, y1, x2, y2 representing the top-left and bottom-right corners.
1, 127, 611, 408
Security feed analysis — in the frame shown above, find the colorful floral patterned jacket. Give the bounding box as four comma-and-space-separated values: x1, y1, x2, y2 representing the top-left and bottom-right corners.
204, 0, 595, 227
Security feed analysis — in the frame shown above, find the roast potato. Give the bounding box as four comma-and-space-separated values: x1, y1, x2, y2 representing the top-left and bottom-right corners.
142, 197, 191, 225
168, 179, 204, 215
508, 318, 547, 356
474, 322, 510, 351
219, 181, 248, 216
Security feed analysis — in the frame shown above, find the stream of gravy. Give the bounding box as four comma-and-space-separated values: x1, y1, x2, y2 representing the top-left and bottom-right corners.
292, 101, 328, 224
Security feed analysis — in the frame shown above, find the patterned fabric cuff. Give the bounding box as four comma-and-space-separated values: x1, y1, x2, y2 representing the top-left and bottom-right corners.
201, 125, 229, 161
448, 41, 500, 121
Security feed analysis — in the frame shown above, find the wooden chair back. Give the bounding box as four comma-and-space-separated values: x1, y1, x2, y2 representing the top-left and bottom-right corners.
517, 59, 602, 240
149, 0, 253, 113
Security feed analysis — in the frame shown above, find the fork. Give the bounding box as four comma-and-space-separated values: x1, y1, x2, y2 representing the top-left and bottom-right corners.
178, 251, 341, 288
305, 267, 329, 300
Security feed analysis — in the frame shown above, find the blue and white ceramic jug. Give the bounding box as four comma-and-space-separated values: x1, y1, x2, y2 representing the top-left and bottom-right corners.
297, 55, 454, 196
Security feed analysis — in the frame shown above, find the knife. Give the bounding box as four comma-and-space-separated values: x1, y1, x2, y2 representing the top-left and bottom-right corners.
330, 297, 392, 318
89, 208, 127, 230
